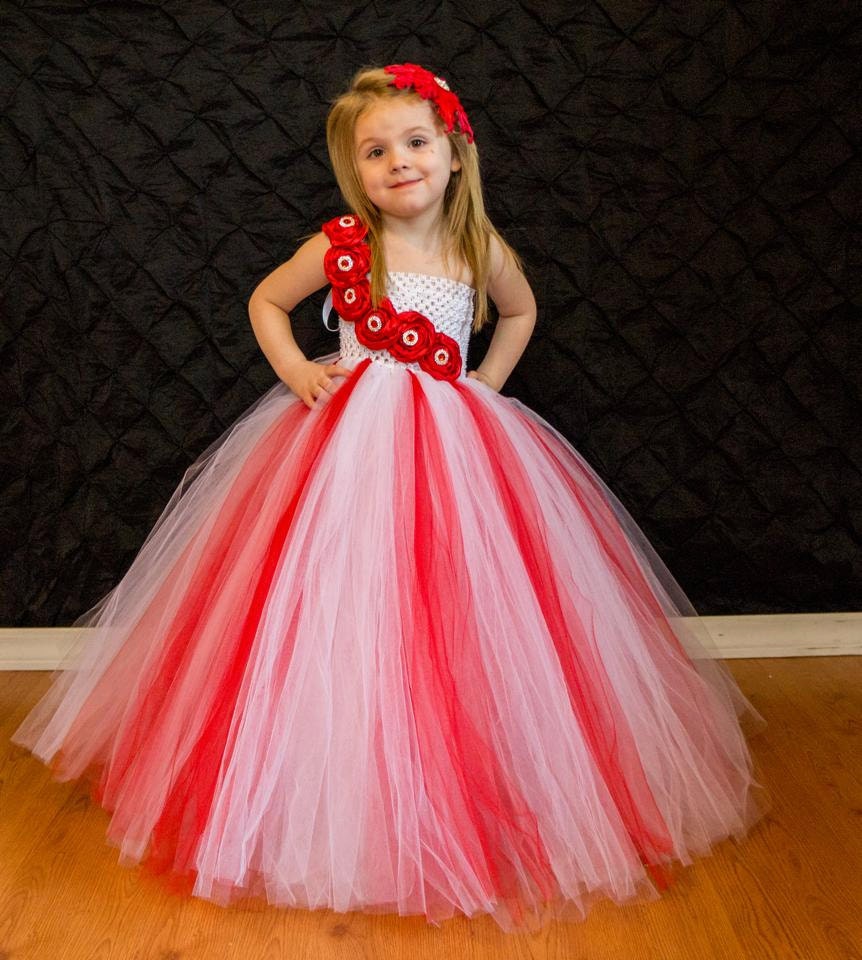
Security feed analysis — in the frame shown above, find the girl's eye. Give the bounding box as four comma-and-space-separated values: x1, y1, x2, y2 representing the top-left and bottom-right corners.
366, 138, 426, 159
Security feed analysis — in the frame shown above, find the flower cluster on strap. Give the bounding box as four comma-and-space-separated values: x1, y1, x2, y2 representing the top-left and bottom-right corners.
383, 63, 475, 144
322, 213, 464, 381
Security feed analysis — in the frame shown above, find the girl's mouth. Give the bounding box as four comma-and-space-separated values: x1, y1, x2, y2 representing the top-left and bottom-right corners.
391, 179, 421, 189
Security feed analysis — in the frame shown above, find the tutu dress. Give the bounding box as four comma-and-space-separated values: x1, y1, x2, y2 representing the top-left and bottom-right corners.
12, 212, 769, 931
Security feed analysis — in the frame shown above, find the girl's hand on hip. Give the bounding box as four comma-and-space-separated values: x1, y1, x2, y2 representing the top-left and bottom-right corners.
283, 359, 354, 409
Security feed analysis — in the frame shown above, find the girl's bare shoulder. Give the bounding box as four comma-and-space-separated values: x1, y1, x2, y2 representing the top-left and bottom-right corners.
249, 231, 330, 313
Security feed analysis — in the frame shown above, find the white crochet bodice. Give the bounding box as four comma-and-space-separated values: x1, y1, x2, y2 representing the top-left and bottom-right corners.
334, 271, 475, 379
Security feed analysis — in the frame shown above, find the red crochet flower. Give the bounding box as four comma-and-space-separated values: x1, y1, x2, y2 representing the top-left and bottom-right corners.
324, 242, 370, 287
419, 329, 463, 380
355, 298, 401, 349
388, 311, 437, 362
383, 63, 475, 144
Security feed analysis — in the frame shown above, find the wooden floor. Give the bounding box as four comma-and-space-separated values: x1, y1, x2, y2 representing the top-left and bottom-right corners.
1, 657, 860, 959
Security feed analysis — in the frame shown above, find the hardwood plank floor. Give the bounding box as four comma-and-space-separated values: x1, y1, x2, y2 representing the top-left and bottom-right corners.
1, 658, 859, 959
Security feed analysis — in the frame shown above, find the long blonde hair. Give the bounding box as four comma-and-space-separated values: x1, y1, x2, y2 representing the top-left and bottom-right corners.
322, 63, 524, 333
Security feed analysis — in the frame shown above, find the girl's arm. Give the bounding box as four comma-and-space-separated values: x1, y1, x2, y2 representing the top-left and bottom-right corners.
470, 235, 537, 392
248, 232, 353, 408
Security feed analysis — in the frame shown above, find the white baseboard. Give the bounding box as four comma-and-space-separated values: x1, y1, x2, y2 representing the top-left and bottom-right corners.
1, 613, 860, 669
694, 612, 862, 658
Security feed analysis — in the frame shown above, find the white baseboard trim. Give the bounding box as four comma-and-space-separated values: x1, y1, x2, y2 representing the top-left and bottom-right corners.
1, 613, 860, 670
695, 612, 862, 658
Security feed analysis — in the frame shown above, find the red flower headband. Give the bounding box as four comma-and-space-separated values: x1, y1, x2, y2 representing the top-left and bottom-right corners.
383, 62, 475, 144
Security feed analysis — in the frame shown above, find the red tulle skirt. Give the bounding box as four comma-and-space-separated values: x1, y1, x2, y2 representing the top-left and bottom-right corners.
13, 350, 769, 931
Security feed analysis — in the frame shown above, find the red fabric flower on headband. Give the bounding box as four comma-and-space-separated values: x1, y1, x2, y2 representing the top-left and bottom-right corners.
383, 62, 475, 144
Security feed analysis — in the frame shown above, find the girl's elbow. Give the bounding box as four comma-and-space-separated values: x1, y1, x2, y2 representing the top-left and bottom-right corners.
248, 287, 276, 316
246, 293, 258, 323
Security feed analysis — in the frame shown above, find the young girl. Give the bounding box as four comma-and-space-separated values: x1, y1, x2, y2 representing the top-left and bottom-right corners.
12, 62, 769, 933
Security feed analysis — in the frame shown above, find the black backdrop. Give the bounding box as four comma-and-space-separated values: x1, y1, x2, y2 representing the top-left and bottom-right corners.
1, 1, 860, 626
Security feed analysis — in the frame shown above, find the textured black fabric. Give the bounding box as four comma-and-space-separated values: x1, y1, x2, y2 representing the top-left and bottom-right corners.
1, 1, 860, 625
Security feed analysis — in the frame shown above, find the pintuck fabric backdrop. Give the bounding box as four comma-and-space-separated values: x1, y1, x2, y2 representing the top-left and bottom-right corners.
1, 1, 860, 625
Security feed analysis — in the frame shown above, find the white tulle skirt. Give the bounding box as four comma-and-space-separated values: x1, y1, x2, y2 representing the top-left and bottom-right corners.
12, 349, 769, 931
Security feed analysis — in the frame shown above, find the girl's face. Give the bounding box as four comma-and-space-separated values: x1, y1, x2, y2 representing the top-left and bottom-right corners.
354, 97, 461, 221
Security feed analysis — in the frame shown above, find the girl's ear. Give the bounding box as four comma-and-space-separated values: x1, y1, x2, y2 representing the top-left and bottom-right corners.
451, 156, 462, 173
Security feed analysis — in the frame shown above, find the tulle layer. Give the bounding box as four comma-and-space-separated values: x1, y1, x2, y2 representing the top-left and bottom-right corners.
12, 350, 769, 932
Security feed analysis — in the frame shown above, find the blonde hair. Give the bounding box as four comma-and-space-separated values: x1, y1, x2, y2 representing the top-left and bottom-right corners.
321, 63, 524, 333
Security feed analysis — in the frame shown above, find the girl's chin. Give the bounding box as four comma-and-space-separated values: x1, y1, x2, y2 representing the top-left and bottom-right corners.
375, 193, 446, 219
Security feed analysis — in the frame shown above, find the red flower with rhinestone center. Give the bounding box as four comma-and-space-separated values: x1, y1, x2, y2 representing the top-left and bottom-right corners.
383, 63, 475, 144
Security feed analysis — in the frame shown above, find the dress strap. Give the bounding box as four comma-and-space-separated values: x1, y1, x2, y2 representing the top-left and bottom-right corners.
319, 212, 463, 381
322, 288, 339, 331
